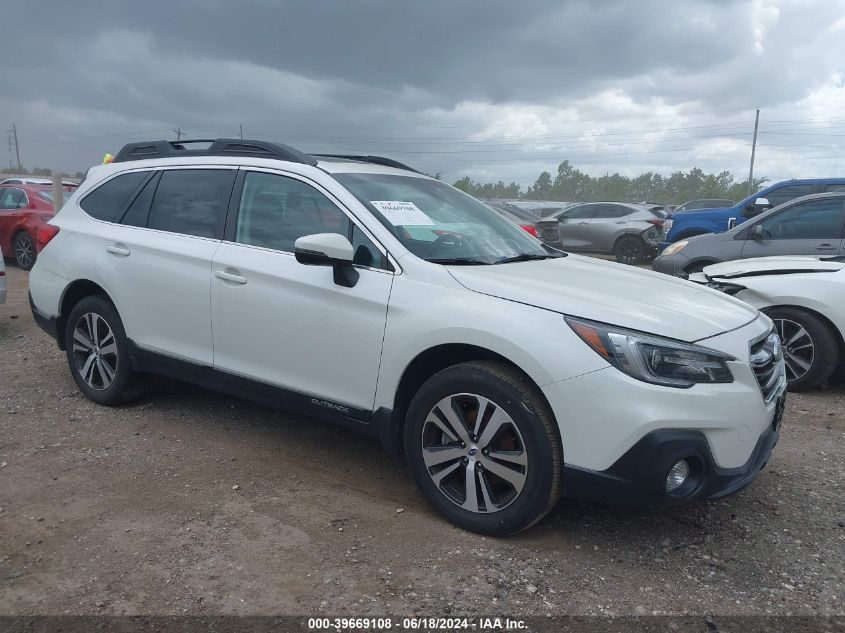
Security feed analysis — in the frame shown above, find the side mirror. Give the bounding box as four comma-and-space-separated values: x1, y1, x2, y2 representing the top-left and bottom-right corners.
743, 197, 771, 218
294, 233, 359, 288
749, 224, 764, 241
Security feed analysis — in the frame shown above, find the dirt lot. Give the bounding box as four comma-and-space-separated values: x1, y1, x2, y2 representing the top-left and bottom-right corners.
0, 265, 843, 617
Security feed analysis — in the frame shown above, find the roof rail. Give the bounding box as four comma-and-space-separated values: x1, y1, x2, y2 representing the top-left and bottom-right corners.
311, 154, 421, 174
113, 138, 318, 166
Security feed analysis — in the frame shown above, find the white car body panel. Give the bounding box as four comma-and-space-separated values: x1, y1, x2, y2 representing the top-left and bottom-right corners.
211, 240, 394, 410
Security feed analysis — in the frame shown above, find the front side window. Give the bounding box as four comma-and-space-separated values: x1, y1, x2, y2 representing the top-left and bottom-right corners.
335, 173, 557, 264
236, 172, 349, 252
757, 198, 844, 239
80, 171, 148, 221
147, 169, 235, 238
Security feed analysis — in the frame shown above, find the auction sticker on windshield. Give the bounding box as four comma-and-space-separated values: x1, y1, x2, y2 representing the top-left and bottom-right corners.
371, 200, 435, 226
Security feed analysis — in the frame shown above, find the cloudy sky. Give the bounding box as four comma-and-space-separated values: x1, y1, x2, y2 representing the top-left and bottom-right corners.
3, 0, 845, 188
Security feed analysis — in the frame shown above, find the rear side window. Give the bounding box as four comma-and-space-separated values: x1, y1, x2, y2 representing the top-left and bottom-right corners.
764, 184, 815, 208
147, 169, 235, 238
80, 172, 148, 221
120, 173, 160, 227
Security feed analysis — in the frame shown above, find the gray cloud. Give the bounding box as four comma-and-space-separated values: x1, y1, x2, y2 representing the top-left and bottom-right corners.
2, 0, 845, 188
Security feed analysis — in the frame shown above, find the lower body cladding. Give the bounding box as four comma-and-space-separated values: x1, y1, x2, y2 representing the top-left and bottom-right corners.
543, 319, 786, 506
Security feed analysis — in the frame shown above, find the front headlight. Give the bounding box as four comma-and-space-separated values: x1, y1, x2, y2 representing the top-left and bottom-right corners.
566, 317, 734, 388
661, 240, 688, 256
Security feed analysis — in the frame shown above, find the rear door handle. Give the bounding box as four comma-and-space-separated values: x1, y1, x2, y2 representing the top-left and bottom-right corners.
106, 245, 130, 257
215, 270, 247, 285
816, 244, 837, 251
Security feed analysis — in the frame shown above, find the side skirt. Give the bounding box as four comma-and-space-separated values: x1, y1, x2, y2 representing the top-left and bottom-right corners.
126, 341, 387, 440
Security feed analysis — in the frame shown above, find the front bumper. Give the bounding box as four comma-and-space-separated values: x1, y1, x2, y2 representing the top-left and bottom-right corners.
652, 253, 690, 276
563, 394, 784, 507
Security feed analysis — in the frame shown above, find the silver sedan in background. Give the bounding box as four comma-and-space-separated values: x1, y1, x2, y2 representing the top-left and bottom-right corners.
549, 201, 667, 264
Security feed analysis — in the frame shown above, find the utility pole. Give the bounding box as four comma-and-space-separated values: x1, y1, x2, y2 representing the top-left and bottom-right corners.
172, 127, 185, 141
747, 108, 760, 196
239, 124, 243, 140
8, 123, 21, 170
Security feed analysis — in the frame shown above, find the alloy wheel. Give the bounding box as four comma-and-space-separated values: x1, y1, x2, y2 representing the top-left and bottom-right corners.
72, 312, 118, 390
14, 234, 34, 268
774, 318, 815, 382
421, 393, 528, 514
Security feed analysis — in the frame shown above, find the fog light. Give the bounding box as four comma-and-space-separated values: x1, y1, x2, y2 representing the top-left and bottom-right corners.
666, 459, 690, 492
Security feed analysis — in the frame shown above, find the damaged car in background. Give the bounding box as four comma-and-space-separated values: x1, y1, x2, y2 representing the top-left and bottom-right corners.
690, 256, 845, 391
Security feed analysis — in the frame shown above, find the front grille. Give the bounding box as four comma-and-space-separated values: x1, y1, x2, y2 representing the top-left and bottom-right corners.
750, 329, 786, 403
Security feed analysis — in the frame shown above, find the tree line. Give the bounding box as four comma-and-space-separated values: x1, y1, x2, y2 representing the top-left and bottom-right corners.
1, 166, 85, 180
453, 160, 767, 204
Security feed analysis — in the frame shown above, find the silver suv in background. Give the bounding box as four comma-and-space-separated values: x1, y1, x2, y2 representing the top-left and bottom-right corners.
550, 202, 666, 264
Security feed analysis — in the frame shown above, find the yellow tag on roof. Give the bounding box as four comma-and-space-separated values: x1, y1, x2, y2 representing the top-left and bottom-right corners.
103, 153, 114, 165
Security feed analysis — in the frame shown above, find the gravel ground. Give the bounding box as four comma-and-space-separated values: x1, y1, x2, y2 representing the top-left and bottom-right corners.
0, 265, 843, 617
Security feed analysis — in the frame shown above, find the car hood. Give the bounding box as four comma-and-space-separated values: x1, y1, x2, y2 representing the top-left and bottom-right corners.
446, 254, 758, 342
702, 256, 845, 279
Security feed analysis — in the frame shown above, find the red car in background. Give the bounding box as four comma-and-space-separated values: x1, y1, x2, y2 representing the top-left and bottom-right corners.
0, 183, 75, 270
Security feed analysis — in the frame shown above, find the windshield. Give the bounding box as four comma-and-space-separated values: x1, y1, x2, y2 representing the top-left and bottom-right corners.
334, 173, 559, 264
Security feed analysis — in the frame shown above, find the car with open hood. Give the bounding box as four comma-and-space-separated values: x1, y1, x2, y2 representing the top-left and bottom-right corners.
689, 256, 845, 391
29, 137, 785, 535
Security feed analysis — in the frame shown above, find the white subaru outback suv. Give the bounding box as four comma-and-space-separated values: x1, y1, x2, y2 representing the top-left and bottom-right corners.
29, 138, 786, 535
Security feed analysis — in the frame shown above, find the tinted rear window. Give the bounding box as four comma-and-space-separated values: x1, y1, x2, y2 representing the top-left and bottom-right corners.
147, 169, 235, 238
80, 172, 148, 221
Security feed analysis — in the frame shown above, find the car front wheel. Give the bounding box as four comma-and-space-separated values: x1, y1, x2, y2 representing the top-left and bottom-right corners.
766, 307, 839, 391
404, 361, 562, 535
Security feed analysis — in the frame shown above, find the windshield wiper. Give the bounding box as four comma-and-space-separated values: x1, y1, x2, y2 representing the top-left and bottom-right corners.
428, 257, 491, 265
494, 253, 563, 264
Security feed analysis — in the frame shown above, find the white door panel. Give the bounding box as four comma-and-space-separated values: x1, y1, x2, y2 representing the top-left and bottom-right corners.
96, 225, 219, 364
211, 243, 393, 410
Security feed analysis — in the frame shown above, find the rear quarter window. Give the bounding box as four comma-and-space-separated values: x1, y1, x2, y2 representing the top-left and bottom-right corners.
79, 171, 148, 221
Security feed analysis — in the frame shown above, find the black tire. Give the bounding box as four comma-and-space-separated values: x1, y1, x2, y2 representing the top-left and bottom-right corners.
64, 295, 147, 406
403, 361, 562, 536
613, 235, 646, 265
13, 231, 36, 270
764, 307, 839, 392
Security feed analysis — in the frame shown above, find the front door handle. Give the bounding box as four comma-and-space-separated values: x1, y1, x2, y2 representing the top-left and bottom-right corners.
816, 244, 837, 251
215, 270, 248, 285
106, 245, 130, 257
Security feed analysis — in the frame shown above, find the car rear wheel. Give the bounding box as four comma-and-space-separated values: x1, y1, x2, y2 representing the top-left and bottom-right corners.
64, 295, 147, 406
404, 361, 562, 535
613, 235, 646, 265
766, 307, 839, 391
13, 232, 36, 270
